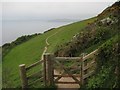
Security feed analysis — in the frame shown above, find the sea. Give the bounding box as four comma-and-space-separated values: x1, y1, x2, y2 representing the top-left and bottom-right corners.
2, 20, 78, 45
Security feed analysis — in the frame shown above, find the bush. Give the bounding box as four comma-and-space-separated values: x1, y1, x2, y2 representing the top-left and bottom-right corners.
86, 35, 120, 88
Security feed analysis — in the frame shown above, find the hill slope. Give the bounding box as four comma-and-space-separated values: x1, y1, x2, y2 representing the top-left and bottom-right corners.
55, 1, 119, 57
2, 17, 95, 88
55, 1, 120, 88
2, 1, 120, 88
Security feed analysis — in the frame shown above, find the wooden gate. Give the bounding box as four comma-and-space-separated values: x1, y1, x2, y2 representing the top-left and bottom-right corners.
53, 56, 82, 85
43, 49, 98, 87
19, 49, 98, 88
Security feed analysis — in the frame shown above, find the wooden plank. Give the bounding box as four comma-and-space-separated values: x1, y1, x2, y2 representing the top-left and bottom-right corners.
55, 57, 82, 61
55, 81, 80, 84
54, 74, 80, 77
28, 77, 44, 86
27, 70, 43, 79
26, 60, 43, 71
54, 60, 80, 85
83, 70, 94, 79
54, 72, 65, 82
83, 49, 98, 61
54, 66, 80, 71
83, 60, 95, 71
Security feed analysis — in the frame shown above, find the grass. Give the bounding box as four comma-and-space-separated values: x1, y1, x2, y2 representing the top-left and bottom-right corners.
47, 17, 96, 53
2, 17, 96, 88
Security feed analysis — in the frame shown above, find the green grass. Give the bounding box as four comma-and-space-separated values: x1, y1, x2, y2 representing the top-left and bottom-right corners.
2, 17, 96, 88
47, 17, 96, 53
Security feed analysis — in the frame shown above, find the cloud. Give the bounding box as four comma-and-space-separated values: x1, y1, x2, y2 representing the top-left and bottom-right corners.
0, 3, 2, 46
1, 1, 116, 45
2, 2, 114, 20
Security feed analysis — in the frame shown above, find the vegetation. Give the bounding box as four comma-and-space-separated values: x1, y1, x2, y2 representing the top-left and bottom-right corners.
2, 33, 41, 57
55, 16, 118, 57
2, 17, 95, 88
55, 1, 120, 89
47, 17, 96, 53
86, 2, 120, 88
87, 35, 120, 88
2, 1, 119, 88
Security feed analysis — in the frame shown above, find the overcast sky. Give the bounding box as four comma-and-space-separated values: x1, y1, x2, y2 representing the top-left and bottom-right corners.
0, 0, 117, 46
2, 2, 115, 21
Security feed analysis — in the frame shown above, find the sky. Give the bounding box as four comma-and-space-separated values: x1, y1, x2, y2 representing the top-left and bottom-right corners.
2, 2, 115, 21
0, 0, 118, 2
0, 0, 117, 46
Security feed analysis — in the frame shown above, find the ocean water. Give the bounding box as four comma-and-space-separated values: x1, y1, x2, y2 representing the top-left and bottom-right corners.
2, 20, 75, 45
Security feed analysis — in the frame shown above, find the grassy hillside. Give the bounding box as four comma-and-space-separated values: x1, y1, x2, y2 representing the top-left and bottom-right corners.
3, 1, 119, 88
55, 1, 119, 57
2, 17, 96, 88
47, 18, 96, 53
2, 33, 40, 57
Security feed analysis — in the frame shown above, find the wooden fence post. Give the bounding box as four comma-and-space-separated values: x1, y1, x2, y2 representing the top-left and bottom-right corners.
80, 53, 86, 85
19, 64, 28, 89
44, 53, 54, 87
80, 56, 84, 85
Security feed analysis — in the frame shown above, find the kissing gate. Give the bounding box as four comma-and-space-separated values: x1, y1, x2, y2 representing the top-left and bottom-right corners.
19, 49, 98, 88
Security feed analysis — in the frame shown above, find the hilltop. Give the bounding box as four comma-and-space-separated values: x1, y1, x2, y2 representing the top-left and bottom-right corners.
2, 1, 120, 88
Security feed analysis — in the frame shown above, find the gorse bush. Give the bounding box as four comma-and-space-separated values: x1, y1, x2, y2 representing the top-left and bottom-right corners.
87, 35, 120, 88
97, 35, 119, 69
87, 66, 115, 88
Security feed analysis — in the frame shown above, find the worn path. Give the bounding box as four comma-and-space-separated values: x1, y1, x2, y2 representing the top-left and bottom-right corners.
41, 30, 80, 89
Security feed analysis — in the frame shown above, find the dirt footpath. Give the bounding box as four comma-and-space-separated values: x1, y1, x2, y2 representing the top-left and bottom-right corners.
54, 70, 80, 89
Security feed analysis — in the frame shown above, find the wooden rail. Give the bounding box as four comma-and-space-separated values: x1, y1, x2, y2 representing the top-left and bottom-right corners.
83, 49, 98, 61
55, 81, 80, 84
55, 57, 82, 61
27, 70, 43, 79
26, 60, 43, 71
54, 74, 80, 77
81, 49, 98, 84
19, 60, 44, 88
19, 49, 98, 88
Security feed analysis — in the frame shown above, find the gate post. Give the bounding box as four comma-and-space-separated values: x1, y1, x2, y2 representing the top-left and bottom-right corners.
43, 53, 54, 87
80, 53, 86, 85
80, 56, 84, 85
19, 64, 28, 89
43, 54, 47, 86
